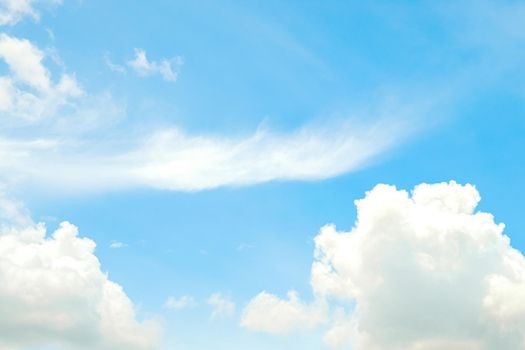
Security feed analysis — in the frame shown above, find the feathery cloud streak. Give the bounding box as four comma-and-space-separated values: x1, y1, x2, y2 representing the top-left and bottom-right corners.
0, 116, 413, 193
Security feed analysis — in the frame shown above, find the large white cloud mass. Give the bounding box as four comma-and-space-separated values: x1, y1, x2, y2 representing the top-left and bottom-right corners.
0, 201, 160, 350
243, 181, 525, 349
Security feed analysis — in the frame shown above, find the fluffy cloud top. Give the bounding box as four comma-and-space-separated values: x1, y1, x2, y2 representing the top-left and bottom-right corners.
243, 181, 525, 349
0, 205, 160, 350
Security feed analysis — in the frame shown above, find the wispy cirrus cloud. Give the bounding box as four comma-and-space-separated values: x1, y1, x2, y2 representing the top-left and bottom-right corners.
127, 48, 183, 82
0, 19, 421, 195
0, 35, 419, 193
0, 113, 416, 193
105, 48, 183, 82
104, 52, 127, 74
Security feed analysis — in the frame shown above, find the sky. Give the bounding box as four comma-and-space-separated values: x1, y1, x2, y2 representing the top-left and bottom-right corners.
1, 0, 525, 349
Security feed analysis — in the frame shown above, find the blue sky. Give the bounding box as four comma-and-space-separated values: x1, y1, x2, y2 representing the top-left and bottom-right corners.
1, 1, 525, 349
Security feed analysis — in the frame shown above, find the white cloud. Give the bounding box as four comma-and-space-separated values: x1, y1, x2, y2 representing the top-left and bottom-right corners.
241, 290, 327, 334
0, 36, 417, 194
164, 295, 196, 310
0, 34, 418, 194
0, 192, 32, 227
104, 53, 127, 74
0, 113, 413, 193
0, 33, 83, 123
0, 198, 161, 350
127, 48, 183, 82
243, 181, 525, 349
0, 0, 36, 25
131, 121, 405, 190
207, 293, 235, 320
0, 0, 62, 25
109, 240, 127, 249
0, 33, 50, 90
237, 242, 255, 251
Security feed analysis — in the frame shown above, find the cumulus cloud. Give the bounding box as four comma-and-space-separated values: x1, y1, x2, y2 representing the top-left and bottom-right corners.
127, 49, 183, 82
207, 293, 235, 320
241, 290, 327, 334
243, 181, 525, 349
0, 33, 83, 123
0, 197, 161, 350
164, 295, 196, 310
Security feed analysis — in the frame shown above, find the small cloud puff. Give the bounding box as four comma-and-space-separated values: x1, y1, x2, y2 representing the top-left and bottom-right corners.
127, 48, 183, 82
110, 240, 127, 249
207, 292, 235, 321
164, 295, 197, 310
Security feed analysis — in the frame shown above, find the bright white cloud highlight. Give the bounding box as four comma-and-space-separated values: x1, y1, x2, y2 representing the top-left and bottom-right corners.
0, 33, 83, 123
243, 181, 525, 349
131, 122, 405, 191
207, 293, 235, 320
0, 199, 161, 350
127, 49, 183, 82
241, 290, 327, 334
